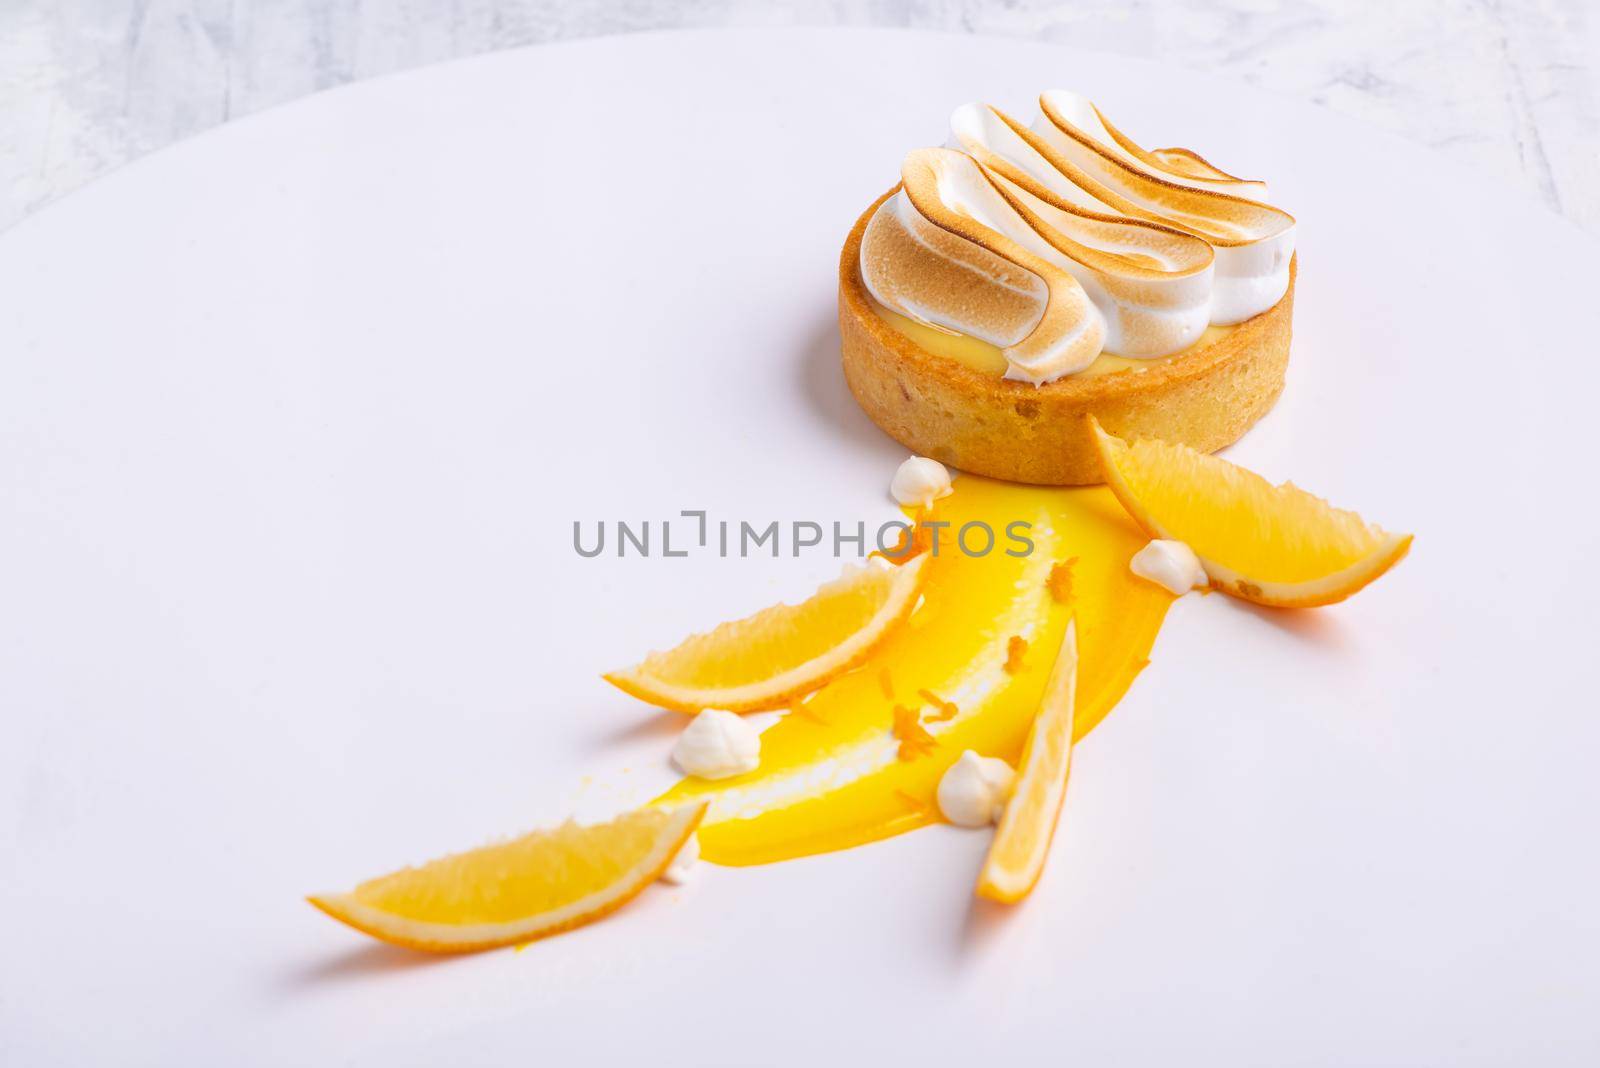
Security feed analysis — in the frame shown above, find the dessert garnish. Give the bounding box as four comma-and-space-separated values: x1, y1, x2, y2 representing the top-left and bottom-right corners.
936, 750, 1017, 828
671, 709, 761, 780
890, 454, 955, 507
1090, 419, 1412, 606
1129, 538, 1209, 595
603, 553, 929, 712
978, 619, 1078, 902
892, 704, 939, 760
311, 445, 1408, 951
655, 474, 1167, 870
308, 804, 705, 952
1047, 559, 1076, 602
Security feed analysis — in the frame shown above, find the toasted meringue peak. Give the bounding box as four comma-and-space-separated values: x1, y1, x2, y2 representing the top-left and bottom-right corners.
861, 148, 1104, 384
1089, 102, 1270, 201
860, 90, 1298, 379
1031, 90, 1296, 324
1031, 91, 1289, 242
949, 103, 1217, 358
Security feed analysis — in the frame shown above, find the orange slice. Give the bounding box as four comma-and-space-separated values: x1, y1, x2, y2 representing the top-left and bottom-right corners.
604, 555, 930, 713
978, 618, 1078, 903
308, 803, 705, 953
1090, 420, 1411, 608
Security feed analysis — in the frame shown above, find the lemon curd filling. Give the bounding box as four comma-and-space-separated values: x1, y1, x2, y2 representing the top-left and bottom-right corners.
655, 475, 1171, 866
868, 296, 1238, 379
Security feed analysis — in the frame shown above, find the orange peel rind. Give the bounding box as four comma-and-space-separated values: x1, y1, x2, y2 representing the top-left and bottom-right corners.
1089, 418, 1411, 608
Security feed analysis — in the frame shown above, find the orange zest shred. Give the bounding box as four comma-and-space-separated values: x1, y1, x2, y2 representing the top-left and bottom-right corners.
1047, 558, 1077, 603
869, 525, 914, 564
878, 667, 895, 700
892, 788, 931, 814
917, 688, 960, 722
1004, 635, 1027, 674
787, 696, 827, 725
891, 704, 938, 761
870, 513, 938, 565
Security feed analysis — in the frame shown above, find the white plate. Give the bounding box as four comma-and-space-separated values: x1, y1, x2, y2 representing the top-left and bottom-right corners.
2, 27, 1597, 1067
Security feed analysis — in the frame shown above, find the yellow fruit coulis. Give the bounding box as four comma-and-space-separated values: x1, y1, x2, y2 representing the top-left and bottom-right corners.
655, 475, 1171, 866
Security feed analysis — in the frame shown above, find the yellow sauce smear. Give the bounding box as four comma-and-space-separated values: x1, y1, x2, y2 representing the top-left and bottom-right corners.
655, 475, 1170, 866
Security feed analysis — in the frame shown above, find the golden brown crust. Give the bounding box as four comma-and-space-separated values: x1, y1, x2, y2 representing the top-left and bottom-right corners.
839, 189, 1295, 485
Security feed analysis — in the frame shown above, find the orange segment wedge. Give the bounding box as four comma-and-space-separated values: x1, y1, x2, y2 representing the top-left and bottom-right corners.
1090, 419, 1412, 608
308, 803, 705, 953
605, 555, 930, 713
978, 618, 1078, 903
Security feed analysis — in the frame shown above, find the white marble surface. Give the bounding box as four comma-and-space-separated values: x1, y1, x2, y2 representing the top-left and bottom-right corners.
2, 0, 1597, 234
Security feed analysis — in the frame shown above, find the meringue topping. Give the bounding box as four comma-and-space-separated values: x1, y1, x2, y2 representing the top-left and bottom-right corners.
1032, 91, 1296, 324
860, 91, 1297, 382
861, 148, 1106, 383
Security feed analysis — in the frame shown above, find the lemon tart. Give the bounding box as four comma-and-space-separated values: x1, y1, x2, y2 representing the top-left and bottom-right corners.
840, 91, 1297, 485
